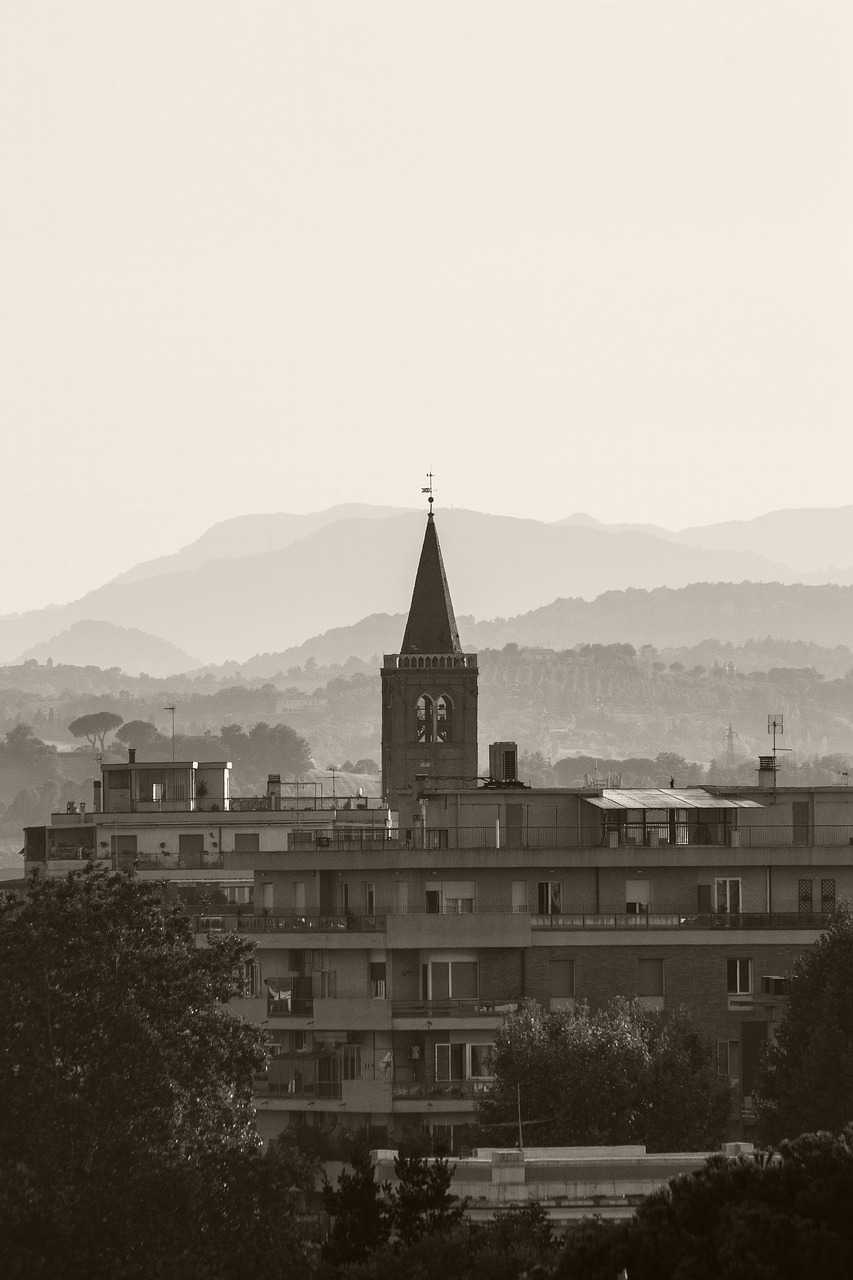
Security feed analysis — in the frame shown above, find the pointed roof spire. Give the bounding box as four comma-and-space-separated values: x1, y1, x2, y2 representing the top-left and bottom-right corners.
401, 510, 463, 655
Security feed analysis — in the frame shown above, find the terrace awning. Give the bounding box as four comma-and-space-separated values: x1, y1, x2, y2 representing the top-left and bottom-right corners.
584, 789, 762, 811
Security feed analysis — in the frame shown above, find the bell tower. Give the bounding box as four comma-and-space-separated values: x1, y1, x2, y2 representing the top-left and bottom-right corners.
381, 500, 478, 815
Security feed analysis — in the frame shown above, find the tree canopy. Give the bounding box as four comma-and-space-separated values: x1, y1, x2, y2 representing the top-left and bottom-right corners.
0, 866, 315, 1279
479, 998, 731, 1152
755, 908, 853, 1143
68, 710, 123, 752
556, 1127, 853, 1280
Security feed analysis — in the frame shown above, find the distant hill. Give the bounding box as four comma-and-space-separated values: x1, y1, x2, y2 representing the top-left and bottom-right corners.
558, 504, 853, 577
112, 503, 415, 584
218, 582, 853, 678
14, 621, 200, 678
0, 509, 796, 665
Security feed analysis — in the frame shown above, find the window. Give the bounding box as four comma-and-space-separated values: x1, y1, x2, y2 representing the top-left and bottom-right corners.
364, 883, 376, 915
225, 885, 251, 905
318, 970, 337, 998
342, 1045, 362, 1080
443, 881, 475, 913
436, 1044, 493, 1081
821, 879, 836, 912
292, 1030, 307, 1052
340, 882, 349, 914
717, 1040, 740, 1077
537, 881, 562, 915
548, 959, 575, 998
470, 1044, 494, 1078
798, 879, 814, 914
427, 960, 478, 1000
435, 1043, 465, 1081
762, 975, 788, 997
727, 958, 752, 994
626, 879, 651, 915
512, 881, 528, 912
179, 833, 204, 855
236, 961, 261, 997
416, 695, 434, 743
234, 832, 259, 853
110, 834, 137, 857
716, 878, 742, 914
637, 958, 664, 998
370, 962, 387, 999
426, 889, 441, 914
106, 770, 131, 790
136, 768, 187, 803
416, 694, 453, 743
435, 695, 453, 743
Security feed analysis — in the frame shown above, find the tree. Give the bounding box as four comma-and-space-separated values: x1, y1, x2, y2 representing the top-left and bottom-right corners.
555, 1128, 853, 1280
479, 999, 730, 1152
322, 1145, 393, 1267
390, 1153, 465, 1246
114, 719, 165, 750
754, 909, 853, 1143
0, 865, 311, 1279
68, 711, 123, 754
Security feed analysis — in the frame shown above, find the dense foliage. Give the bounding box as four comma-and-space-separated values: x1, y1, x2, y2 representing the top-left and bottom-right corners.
322, 1149, 463, 1268
755, 909, 853, 1143
0, 866, 316, 1279
556, 1128, 853, 1280
479, 998, 731, 1152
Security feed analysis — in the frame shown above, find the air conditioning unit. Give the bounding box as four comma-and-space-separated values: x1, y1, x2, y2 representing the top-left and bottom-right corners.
407, 1045, 422, 1061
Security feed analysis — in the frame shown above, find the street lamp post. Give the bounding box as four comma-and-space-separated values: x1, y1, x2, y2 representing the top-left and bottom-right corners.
164, 705, 176, 762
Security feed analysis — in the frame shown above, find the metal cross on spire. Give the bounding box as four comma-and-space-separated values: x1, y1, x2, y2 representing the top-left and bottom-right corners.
421, 471, 435, 513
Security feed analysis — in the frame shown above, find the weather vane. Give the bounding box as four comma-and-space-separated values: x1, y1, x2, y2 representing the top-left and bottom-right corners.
421, 471, 435, 512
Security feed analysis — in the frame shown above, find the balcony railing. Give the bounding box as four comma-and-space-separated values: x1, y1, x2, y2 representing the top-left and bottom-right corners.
531, 909, 835, 931
256, 1079, 342, 1099
361, 823, 853, 851
392, 1079, 491, 1101
392, 999, 521, 1018
119, 852, 225, 871
236, 913, 387, 934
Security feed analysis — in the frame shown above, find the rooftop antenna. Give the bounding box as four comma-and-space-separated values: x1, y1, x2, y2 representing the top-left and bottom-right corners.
767, 713, 791, 793
421, 471, 435, 515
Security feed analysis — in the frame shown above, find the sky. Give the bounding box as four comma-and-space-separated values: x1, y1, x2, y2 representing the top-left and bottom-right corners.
1, 1, 851, 614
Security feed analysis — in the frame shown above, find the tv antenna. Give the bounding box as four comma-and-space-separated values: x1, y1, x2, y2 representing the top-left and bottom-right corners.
767, 713, 791, 792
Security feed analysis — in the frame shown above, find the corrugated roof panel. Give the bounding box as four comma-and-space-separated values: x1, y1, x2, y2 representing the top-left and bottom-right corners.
584, 789, 762, 811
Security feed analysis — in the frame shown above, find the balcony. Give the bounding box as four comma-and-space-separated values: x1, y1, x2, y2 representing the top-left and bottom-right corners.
386, 909, 530, 949
397, 823, 853, 851
121, 852, 225, 871
531, 908, 835, 932
235, 913, 386, 934
392, 1079, 491, 1102
392, 998, 521, 1019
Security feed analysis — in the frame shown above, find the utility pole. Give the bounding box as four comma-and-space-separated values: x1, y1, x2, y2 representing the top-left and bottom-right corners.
163, 705, 176, 762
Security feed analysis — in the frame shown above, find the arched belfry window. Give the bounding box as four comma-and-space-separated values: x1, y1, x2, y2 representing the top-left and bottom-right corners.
416, 695, 434, 742
436, 695, 453, 742
417, 693, 453, 743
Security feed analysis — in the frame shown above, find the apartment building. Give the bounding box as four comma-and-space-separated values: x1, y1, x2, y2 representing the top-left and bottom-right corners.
23, 506, 853, 1149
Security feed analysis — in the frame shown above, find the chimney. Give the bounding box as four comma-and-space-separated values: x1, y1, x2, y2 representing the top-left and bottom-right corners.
758, 755, 777, 790
93, 780, 102, 813
128, 748, 136, 764
267, 774, 282, 810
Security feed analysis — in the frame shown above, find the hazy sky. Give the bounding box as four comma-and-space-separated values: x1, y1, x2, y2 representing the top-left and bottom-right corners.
1, 1, 851, 614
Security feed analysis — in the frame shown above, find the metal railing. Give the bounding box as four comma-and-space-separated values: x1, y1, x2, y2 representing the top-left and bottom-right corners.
119, 852, 225, 870
258, 1080, 342, 1100
411, 823, 853, 850
392, 998, 521, 1018
531, 910, 835, 931
392, 1079, 490, 1101
234, 913, 387, 934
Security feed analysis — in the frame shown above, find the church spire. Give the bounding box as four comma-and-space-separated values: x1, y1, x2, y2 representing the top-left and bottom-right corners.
400, 508, 462, 655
